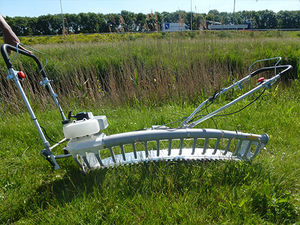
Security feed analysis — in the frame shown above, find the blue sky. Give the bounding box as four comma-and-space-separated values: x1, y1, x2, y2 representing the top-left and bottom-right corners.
1, 0, 299, 17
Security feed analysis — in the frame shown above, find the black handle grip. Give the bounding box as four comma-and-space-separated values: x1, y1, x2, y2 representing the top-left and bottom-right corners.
1, 44, 47, 78
250, 65, 293, 78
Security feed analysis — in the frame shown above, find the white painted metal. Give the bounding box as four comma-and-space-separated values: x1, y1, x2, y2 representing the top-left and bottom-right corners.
65, 128, 269, 171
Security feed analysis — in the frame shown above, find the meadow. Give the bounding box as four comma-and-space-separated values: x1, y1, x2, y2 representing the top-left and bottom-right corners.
0, 31, 299, 224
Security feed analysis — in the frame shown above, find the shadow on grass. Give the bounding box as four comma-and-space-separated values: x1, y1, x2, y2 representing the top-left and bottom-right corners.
4, 160, 298, 224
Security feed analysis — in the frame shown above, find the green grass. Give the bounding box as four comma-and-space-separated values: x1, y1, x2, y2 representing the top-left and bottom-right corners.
0, 81, 299, 224
0, 31, 299, 224
0, 30, 300, 113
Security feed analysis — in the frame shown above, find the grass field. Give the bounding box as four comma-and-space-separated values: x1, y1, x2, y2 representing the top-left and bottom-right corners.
0, 31, 299, 224
0, 30, 299, 113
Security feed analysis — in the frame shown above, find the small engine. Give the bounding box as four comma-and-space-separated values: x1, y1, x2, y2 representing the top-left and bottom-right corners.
62, 112, 108, 139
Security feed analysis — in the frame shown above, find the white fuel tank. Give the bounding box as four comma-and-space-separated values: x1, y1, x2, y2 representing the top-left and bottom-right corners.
63, 114, 108, 139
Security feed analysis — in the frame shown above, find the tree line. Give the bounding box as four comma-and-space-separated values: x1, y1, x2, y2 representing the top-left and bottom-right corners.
3, 10, 300, 36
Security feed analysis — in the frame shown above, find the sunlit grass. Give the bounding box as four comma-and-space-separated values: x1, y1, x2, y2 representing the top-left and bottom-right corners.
0, 81, 299, 224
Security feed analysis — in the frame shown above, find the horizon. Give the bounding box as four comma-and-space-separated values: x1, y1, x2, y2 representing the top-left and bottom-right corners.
1, 0, 299, 17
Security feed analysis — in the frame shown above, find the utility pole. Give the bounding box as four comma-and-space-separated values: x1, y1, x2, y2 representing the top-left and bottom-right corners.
190, 0, 193, 30
60, 0, 66, 35
233, 0, 236, 13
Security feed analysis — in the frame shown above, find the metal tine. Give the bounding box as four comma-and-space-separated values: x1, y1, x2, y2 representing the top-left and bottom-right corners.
156, 140, 160, 156
144, 141, 149, 158
132, 143, 137, 159
213, 138, 221, 155
252, 142, 263, 159
109, 147, 116, 163
168, 139, 172, 156
242, 141, 253, 159
223, 138, 232, 155
82, 155, 91, 169
95, 153, 105, 167
179, 138, 184, 155
202, 138, 209, 154
120, 145, 126, 161
73, 155, 84, 169
192, 138, 197, 155
234, 140, 242, 156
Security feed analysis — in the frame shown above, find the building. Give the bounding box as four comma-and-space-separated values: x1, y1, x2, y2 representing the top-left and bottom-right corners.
162, 23, 189, 32
207, 20, 251, 30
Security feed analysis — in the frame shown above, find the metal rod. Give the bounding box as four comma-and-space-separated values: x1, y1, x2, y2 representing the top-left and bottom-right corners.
82, 155, 91, 169
182, 64, 291, 128
192, 138, 197, 155
252, 142, 263, 159
202, 138, 209, 154
213, 138, 221, 155
109, 147, 116, 163
95, 153, 104, 167
44, 78, 66, 121
120, 145, 126, 161
242, 141, 252, 158
54, 153, 72, 159
11, 69, 50, 150
224, 138, 232, 155
179, 138, 184, 155
132, 143, 137, 159
50, 138, 67, 150
188, 77, 272, 128
234, 140, 242, 156
144, 141, 149, 158
168, 139, 172, 156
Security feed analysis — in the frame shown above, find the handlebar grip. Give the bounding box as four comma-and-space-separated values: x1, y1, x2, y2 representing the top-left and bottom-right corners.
250, 65, 293, 77
1, 44, 47, 78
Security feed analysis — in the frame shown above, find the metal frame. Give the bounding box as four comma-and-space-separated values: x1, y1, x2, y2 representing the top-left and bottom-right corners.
70, 128, 269, 171
181, 64, 292, 128
0, 44, 293, 171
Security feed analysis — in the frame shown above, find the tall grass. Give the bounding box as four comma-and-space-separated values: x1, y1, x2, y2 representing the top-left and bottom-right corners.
0, 31, 299, 114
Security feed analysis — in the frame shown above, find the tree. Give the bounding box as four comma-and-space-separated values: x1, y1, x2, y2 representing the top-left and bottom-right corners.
256, 10, 278, 29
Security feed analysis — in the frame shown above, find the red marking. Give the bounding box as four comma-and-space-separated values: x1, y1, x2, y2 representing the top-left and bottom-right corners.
18, 71, 26, 79
257, 77, 265, 84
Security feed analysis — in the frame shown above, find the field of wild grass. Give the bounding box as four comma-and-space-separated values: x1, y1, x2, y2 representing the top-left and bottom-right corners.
0, 30, 299, 113
0, 31, 299, 224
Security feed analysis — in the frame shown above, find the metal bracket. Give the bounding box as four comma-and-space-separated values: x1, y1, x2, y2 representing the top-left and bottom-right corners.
6, 69, 17, 80
237, 82, 243, 89
6, 74, 15, 80
40, 149, 60, 170
40, 77, 51, 86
